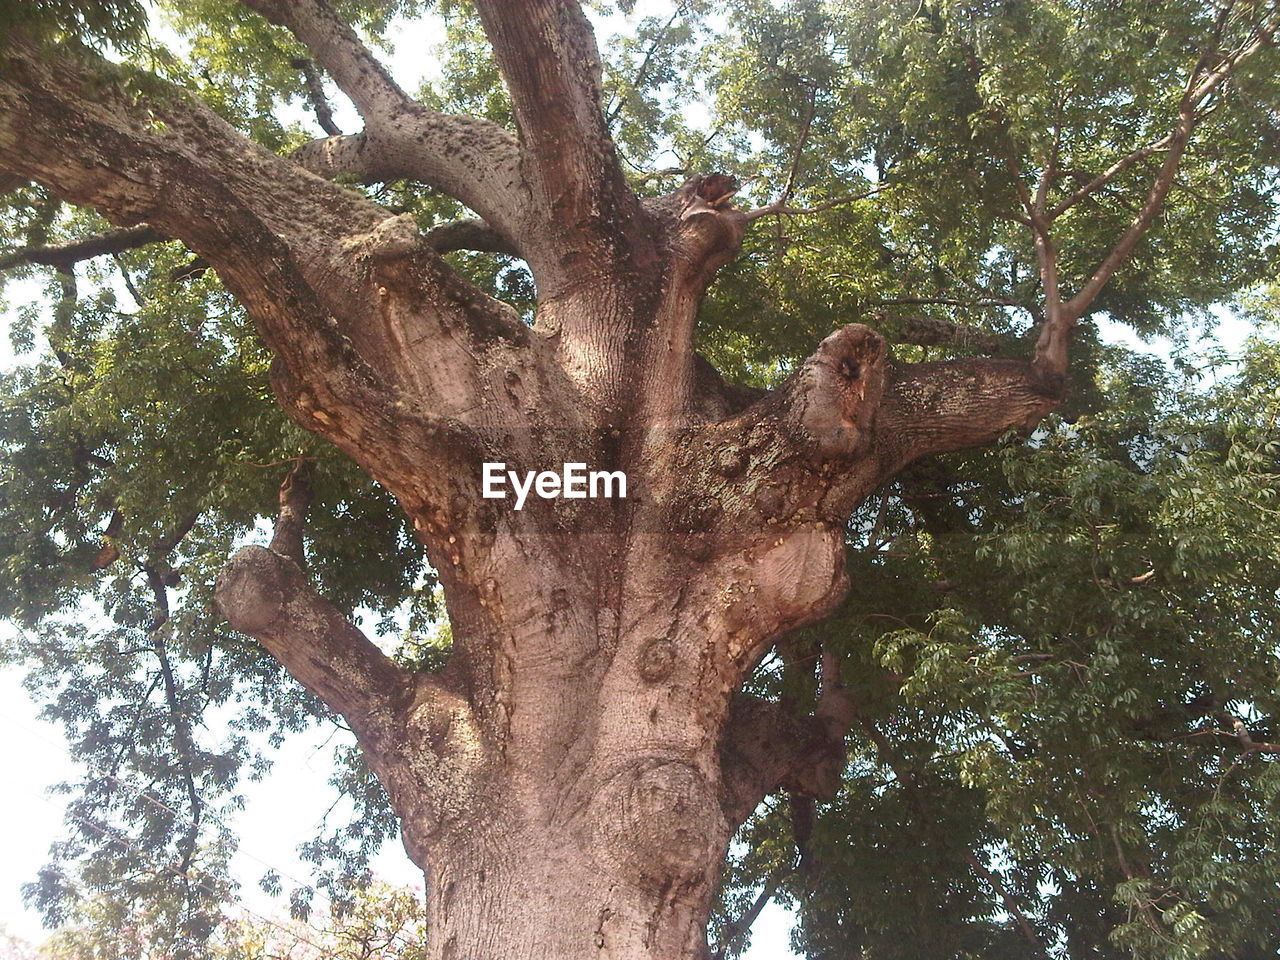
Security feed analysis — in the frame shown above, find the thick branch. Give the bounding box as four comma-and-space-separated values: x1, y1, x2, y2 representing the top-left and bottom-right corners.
863, 15, 1279, 477
0, 217, 516, 276
423, 218, 522, 258
719, 692, 849, 827
777, 323, 888, 461
874, 357, 1062, 470
215, 545, 412, 751
243, 0, 523, 244
472, 0, 641, 285
0, 38, 533, 505
891, 316, 1005, 355
719, 651, 857, 828
269, 460, 312, 565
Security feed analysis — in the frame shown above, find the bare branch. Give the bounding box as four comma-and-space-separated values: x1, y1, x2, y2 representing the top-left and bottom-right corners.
889, 316, 1005, 355
874, 357, 1064, 471
744, 182, 890, 222
1047, 133, 1175, 220
215, 545, 413, 750
472, 0, 642, 286
289, 56, 341, 136
424, 218, 522, 258
0, 225, 166, 272
269, 460, 312, 566
241, 0, 412, 122
243, 0, 523, 244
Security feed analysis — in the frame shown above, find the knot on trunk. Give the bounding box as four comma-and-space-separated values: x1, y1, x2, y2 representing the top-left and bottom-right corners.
595, 759, 726, 888
712, 526, 849, 657
787, 323, 886, 459
215, 545, 287, 633
636, 638, 678, 683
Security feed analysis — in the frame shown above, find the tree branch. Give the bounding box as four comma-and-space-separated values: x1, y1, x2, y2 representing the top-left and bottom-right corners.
889, 316, 1005, 355
1230, 716, 1280, 755
858, 709, 1047, 954
0, 217, 518, 277
1, 37, 536, 510
878, 8, 1280, 471
1039, 8, 1276, 371
242, 0, 524, 245
0, 225, 166, 272
873, 357, 1063, 471
215, 544, 413, 752
743, 183, 890, 222
714, 863, 791, 960
423, 218, 522, 258
472, 0, 643, 288
719, 692, 849, 827
604, 4, 685, 127
289, 56, 341, 136
1047, 133, 1175, 219
269, 459, 312, 566
241, 0, 412, 123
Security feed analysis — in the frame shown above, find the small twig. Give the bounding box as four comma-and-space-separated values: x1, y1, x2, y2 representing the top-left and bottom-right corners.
112, 252, 146, 307
744, 182, 892, 222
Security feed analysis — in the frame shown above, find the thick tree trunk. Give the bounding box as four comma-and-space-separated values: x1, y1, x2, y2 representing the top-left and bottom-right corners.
417, 760, 728, 960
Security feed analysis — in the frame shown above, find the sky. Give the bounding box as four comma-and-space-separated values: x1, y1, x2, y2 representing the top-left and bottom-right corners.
0, 4, 798, 954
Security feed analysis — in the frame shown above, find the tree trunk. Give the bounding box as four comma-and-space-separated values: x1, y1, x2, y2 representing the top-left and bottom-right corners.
417, 765, 727, 960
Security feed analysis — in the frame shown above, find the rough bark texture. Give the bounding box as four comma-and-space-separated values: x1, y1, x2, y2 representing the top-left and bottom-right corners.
2, 2, 1161, 956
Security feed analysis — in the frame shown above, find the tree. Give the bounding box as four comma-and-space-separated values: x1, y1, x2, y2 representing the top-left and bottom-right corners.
2, 1, 1279, 958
